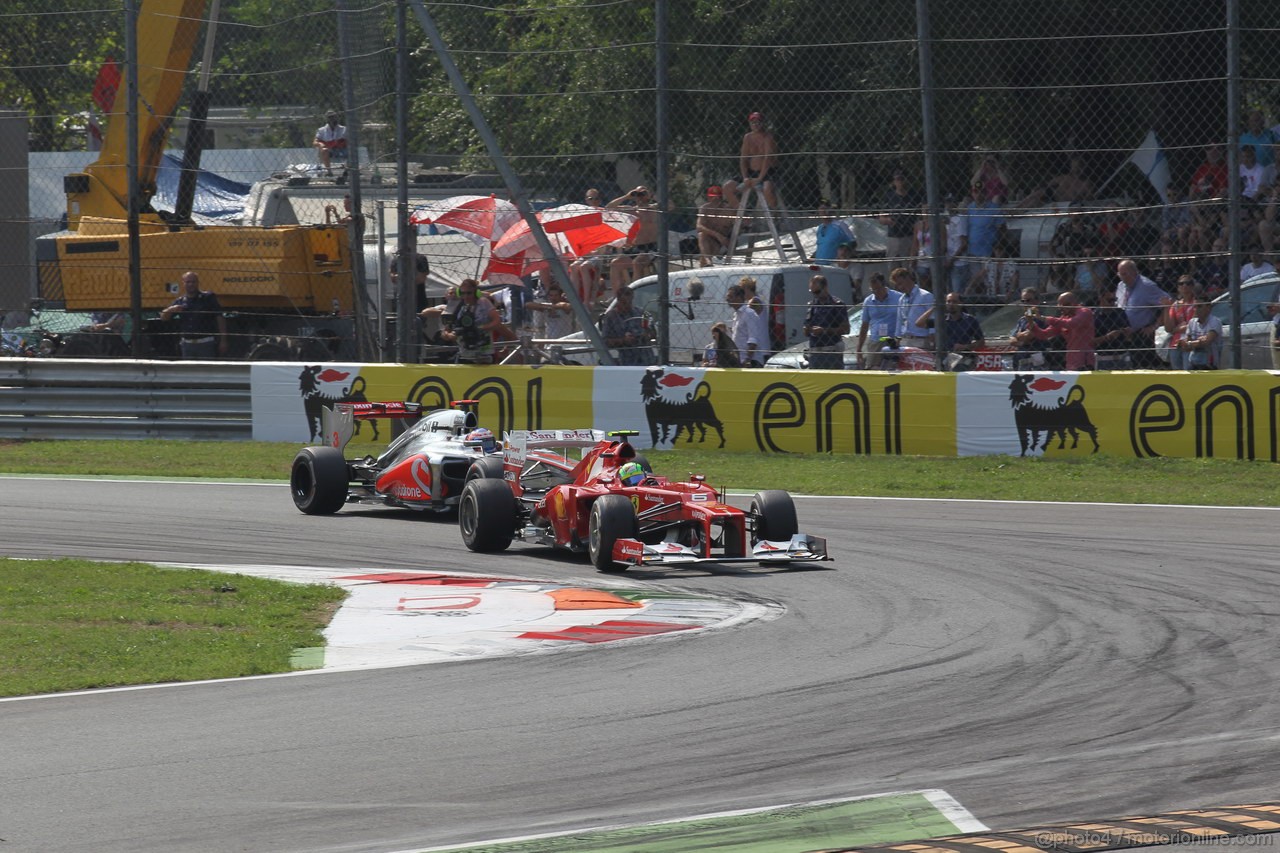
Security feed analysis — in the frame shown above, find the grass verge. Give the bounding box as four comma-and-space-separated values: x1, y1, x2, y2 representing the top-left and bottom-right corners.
1, 439, 1275, 507
0, 558, 346, 698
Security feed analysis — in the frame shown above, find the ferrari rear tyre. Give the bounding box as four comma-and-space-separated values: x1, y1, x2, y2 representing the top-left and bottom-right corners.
291, 446, 349, 515
588, 494, 638, 573
465, 456, 505, 482
631, 454, 653, 473
750, 490, 797, 543
459, 479, 516, 552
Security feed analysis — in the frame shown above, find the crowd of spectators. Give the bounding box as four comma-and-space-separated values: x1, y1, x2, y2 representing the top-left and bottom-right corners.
399, 108, 1280, 370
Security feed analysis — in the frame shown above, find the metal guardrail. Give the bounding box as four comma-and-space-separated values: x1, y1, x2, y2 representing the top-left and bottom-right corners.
0, 359, 253, 440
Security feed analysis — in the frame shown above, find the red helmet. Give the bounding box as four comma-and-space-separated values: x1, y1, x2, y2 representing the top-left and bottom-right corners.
465, 428, 495, 453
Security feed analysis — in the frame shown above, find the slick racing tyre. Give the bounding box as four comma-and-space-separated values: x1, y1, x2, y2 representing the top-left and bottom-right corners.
465, 456, 505, 482
291, 446, 349, 515
750, 490, 798, 544
588, 494, 638, 573
459, 479, 517, 552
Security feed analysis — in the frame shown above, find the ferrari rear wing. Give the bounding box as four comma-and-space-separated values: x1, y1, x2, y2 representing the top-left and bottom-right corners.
503, 428, 605, 468
320, 401, 424, 451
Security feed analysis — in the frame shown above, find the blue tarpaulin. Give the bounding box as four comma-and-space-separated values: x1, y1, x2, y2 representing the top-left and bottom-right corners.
151, 153, 252, 221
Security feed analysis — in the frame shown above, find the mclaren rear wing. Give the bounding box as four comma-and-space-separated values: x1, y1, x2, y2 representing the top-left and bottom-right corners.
319, 401, 424, 451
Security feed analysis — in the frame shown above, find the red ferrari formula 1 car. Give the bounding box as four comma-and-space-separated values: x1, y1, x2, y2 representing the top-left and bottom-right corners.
458, 429, 830, 572
290, 399, 502, 515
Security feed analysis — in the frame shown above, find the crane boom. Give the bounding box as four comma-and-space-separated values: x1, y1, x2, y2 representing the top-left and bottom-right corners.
65, 0, 206, 227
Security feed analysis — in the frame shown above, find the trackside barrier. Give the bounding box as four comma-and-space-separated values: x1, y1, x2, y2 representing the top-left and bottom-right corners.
0, 359, 252, 440
249, 363, 1280, 463
3, 359, 1280, 462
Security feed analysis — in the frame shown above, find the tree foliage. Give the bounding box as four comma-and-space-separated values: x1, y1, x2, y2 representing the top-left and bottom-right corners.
0, 1, 122, 151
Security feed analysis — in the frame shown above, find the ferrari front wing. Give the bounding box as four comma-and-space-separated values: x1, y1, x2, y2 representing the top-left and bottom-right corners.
611, 534, 830, 567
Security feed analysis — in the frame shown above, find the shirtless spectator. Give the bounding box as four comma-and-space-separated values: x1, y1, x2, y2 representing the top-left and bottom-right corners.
569, 187, 608, 307
606, 185, 660, 289
723, 111, 779, 210
696, 185, 734, 266
1017, 155, 1094, 208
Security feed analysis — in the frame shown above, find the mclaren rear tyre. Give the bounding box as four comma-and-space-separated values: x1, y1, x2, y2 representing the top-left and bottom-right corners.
465, 455, 505, 482
459, 479, 517, 552
588, 494, 638, 573
291, 446, 349, 515
631, 454, 653, 473
750, 489, 798, 544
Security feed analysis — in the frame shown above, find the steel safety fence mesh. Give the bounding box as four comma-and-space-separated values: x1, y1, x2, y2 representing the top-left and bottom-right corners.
2, 0, 1279, 367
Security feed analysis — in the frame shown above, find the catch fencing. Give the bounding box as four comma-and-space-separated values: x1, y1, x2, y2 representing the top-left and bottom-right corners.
2, 1, 1279, 364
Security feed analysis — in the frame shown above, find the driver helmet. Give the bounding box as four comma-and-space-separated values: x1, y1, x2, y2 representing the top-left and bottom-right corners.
618, 461, 645, 486
465, 427, 495, 453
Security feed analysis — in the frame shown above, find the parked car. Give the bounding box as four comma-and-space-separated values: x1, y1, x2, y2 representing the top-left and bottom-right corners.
765, 296, 1014, 370
547, 263, 855, 365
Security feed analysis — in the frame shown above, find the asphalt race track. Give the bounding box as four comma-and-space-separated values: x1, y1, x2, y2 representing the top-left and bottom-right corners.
2, 476, 1279, 853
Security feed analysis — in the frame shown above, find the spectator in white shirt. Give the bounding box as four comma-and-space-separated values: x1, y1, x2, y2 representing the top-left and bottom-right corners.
1241, 249, 1276, 283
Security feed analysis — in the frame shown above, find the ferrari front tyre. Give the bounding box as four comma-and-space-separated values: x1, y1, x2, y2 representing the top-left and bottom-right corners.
465, 456, 505, 482
459, 479, 517, 552
588, 494, 638, 573
291, 446, 349, 515
750, 490, 798, 543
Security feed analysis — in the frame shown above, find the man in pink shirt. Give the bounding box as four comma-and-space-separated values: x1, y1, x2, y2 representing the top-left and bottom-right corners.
1017, 291, 1096, 371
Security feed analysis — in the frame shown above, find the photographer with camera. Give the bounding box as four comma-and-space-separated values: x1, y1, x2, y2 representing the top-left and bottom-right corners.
600, 286, 656, 365
1016, 291, 1096, 371
438, 279, 502, 364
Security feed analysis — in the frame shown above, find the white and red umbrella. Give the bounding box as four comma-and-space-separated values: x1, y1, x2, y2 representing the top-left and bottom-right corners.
492, 203, 638, 259
408, 194, 520, 245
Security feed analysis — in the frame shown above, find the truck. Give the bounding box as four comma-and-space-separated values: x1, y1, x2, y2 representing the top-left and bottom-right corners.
34, 0, 362, 361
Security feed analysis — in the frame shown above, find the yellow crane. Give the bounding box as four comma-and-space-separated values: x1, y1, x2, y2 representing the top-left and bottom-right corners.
37, 0, 357, 359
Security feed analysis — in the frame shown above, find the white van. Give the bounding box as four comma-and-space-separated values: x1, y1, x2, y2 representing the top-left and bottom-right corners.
551, 264, 855, 365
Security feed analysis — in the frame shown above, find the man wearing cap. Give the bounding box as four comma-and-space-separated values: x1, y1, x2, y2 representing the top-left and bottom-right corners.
814, 197, 855, 264
314, 111, 348, 175
723, 111, 779, 210
696, 185, 734, 266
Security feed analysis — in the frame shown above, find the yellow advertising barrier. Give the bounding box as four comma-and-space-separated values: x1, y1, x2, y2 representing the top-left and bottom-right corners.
249, 363, 1280, 462
251, 363, 595, 447
956, 370, 1280, 461
620, 367, 957, 456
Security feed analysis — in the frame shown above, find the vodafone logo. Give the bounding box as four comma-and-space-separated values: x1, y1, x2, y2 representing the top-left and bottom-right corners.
411, 457, 432, 495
